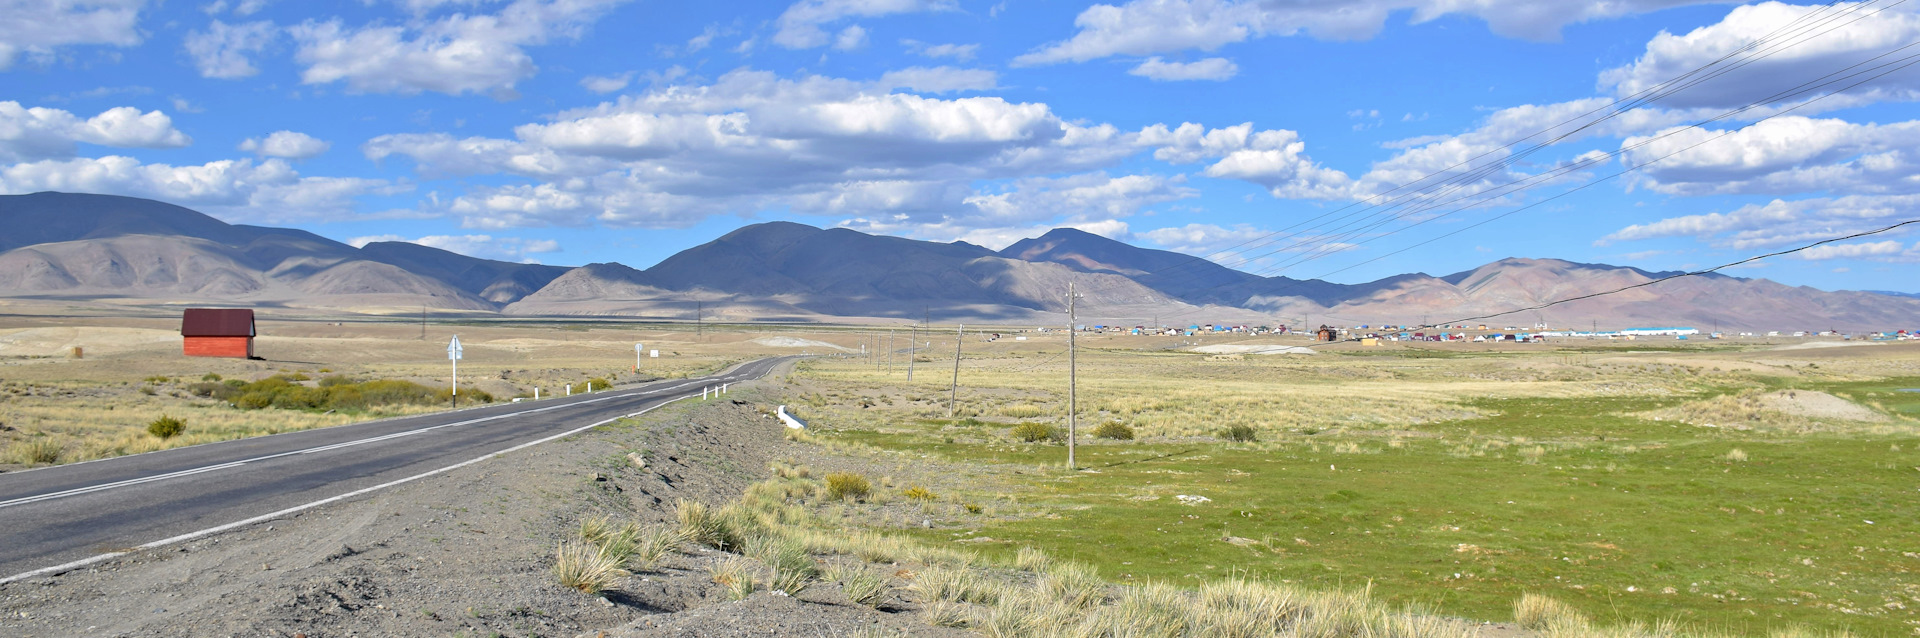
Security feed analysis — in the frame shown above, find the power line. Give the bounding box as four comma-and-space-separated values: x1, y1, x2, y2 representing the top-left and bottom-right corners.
1141, 0, 1903, 295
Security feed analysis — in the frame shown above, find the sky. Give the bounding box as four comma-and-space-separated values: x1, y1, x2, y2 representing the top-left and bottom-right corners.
2, 0, 1918, 293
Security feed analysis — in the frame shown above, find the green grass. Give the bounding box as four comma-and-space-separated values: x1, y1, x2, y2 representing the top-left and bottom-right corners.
815, 395, 1920, 635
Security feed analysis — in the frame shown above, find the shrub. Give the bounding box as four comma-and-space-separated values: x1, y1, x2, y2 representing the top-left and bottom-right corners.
1000, 403, 1047, 418
1726, 448, 1749, 462
147, 415, 186, 439
317, 375, 355, 387
903, 486, 937, 502
1010, 422, 1057, 443
825, 472, 872, 501
1219, 425, 1257, 442
200, 373, 222, 381
1093, 421, 1135, 440
553, 541, 629, 594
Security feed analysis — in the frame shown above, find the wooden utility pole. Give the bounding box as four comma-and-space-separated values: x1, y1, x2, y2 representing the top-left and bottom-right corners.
948, 323, 963, 417
907, 321, 917, 382
887, 329, 894, 374
695, 300, 703, 337
1067, 282, 1077, 470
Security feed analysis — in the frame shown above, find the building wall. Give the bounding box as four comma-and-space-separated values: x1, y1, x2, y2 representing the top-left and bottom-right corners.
184, 336, 252, 358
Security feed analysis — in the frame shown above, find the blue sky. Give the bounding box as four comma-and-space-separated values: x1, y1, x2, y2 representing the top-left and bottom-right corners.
3, 0, 1918, 292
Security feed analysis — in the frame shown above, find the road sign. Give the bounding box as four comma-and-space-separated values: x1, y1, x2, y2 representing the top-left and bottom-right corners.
447, 335, 464, 360
649, 349, 659, 358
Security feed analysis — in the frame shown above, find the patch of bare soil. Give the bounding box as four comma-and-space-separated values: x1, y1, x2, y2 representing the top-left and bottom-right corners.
0, 372, 946, 638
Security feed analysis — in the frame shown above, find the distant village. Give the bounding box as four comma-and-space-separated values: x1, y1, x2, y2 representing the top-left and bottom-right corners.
1037, 322, 1918, 344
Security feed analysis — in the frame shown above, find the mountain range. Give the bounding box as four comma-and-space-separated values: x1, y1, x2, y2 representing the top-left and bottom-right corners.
0, 192, 1912, 331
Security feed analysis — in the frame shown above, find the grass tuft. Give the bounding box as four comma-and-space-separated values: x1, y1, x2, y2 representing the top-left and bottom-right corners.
826, 563, 890, 607
552, 541, 629, 594
1092, 421, 1136, 440
1515, 592, 1588, 630
711, 557, 758, 600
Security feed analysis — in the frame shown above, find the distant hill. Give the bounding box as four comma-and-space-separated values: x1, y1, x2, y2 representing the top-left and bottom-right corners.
1, 192, 1915, 329
0, 192, 567, 310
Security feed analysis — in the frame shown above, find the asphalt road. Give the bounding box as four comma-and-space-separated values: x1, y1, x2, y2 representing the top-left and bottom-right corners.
0, 356, 793, 581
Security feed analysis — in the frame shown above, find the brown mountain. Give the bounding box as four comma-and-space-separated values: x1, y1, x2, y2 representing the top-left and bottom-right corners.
505, 223, 1197, 321
1, 192, 1912, 330
0, 192, 567, 311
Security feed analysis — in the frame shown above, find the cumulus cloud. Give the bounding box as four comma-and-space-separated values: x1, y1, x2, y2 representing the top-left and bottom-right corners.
185, 20, 277, 79
1622, 116, 1920, 196
0, 0, 145, 70
1598, 194, 1920, 250
901, 39, 978, 60
364, 69, 1142, 230
1012, 0, 1717, 66
875, 66, 997, 93
1128, 56, 1237, 81
289, 0, 628, 96
0, 155, 397, 222
1140, 222, 1270, 256
833, 24, 869, 50
1140, 122, 1355, 199
773, 0, 958, 49
347, 232, 562, 262
239, 130, 330, 159
0, 102, 191, 162
1602, 2, 1920, 111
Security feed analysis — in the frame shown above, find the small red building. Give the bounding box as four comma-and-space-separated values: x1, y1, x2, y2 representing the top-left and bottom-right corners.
181, 308, 255, 358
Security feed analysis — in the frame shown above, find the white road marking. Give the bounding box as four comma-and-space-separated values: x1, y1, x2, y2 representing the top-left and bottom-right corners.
0, 358, 783, 586
0, 364, 758, 510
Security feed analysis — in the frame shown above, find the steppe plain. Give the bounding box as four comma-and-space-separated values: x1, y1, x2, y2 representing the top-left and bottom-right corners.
1, 301, 1915, 637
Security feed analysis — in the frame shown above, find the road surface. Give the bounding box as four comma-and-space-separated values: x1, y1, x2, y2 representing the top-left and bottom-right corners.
0, 356, 792, 582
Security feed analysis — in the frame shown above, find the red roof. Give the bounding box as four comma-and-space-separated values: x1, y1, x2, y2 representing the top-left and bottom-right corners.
181, 308, 255, 337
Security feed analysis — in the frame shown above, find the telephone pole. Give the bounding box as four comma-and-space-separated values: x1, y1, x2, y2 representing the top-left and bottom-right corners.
695, 300, 703, 337
948, 323, 963, 417
907, 321, 917, 382
887, 329, 895, 374
1067, 282, 1078, 470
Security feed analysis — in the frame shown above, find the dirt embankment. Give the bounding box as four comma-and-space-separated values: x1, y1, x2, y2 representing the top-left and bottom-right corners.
0, 378, 943, 638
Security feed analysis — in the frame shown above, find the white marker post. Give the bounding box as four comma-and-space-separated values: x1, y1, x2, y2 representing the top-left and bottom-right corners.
635, 342, 644, 372
447, 335, 463, 408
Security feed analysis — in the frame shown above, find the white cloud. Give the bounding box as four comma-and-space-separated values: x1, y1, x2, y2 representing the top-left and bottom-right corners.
348, 232, 562, 261
1796, 239, 1905, 260
1599, 194, 1920, 250
366, 69, 1144, 229
580, 72, 632, 93
963, 172, 1196, 225
773, 0, 958, 49
876, 66, 997, 93
0, 102, 191, 162
901, 39, 978, 60
239, 130, 330, 159
1141, 122, 1355, 199
684, 24, 722, 53
1623, 116, 1920, 196
184, 19, 277, 79
1140, 222, 1269, 256
0, 155, 396, 222
1012, 0, 1719, 66
289, 0, 628, 96
1601, 2, 1920, 111
0, 0, 145, 70
1128, 56, 1237, 81
833, 24, 869, 50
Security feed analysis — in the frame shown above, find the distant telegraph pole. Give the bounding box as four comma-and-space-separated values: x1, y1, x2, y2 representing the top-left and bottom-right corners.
695, 300, 704, 337
887, 329, 895, 374
948, 323, 963, 417
907, 321, 917, 382
1067, 282, 1078, 470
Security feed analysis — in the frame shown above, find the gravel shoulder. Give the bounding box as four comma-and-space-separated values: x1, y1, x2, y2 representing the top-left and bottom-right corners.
0, 362, 949, 638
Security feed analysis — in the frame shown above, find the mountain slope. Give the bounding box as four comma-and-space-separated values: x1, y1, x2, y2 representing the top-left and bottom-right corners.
0, 192, 567, 309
